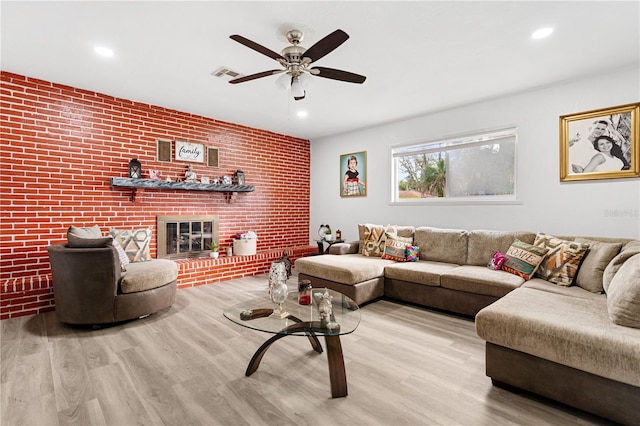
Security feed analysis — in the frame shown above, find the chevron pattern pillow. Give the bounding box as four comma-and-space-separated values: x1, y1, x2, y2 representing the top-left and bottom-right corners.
361, 224, 397, 257
534, 233, 589, 286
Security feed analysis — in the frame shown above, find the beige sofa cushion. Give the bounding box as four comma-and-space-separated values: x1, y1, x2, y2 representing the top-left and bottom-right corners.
466, 230, 535, 266
603, 241, 640, 293
294, 254, 395, 285
414, 226, 468, 264
607, 253, 640, 328
522, 278, 605, 300
120, 259, 178, 293
573, 238, 622, 293
441, 265, 524, 298
476, 287, 640, 387
384, 260, 458, 287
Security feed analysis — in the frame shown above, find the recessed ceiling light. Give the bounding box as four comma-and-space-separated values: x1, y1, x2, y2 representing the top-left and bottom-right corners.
531, 27, 553, 40
296, 111, 308, 118
94, 46, 114, 57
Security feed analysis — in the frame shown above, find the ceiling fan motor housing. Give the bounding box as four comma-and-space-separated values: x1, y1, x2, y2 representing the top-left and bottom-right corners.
281, 45, 306, 64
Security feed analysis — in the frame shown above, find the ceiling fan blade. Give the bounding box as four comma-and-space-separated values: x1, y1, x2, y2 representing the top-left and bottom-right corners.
302, 29, 349, 63
310, 67, 366, 84
230, 35, 285, 61
229, 69, 284, 84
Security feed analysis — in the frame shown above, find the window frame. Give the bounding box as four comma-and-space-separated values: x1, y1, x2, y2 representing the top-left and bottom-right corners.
390, 126, 521, 205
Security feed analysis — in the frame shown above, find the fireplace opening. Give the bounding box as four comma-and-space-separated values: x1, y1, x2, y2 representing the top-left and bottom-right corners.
157, 215, 219, 259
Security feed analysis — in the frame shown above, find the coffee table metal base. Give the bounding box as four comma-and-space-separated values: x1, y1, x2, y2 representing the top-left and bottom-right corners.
242, 308, 348, 398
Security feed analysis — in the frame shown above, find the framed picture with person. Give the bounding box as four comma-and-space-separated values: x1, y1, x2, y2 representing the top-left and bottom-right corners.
560, 102, 639, 181
340, 151, 367, 197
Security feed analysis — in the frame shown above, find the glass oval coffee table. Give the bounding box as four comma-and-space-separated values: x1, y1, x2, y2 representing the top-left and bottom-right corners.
223, 287, 360, 398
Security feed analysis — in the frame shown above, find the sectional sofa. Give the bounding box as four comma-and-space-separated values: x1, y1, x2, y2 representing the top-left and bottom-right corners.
294, 225, 640, 425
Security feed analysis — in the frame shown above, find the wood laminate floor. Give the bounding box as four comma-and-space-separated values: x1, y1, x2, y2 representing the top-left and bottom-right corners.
1, 273, 615, 426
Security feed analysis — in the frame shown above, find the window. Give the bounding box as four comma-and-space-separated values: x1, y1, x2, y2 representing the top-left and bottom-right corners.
391, 127, 518, 204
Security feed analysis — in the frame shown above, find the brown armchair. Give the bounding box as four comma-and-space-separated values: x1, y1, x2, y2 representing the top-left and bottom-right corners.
47, 244, 178, 325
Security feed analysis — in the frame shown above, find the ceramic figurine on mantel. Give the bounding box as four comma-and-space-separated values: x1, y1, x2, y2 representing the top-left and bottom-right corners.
185, 165, 197, 183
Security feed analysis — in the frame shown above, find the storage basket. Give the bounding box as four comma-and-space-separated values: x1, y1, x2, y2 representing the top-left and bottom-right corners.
233, 239, 257, 256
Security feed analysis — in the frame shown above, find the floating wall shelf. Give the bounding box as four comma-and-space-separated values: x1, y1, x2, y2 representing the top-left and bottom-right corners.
110, 177, 254, 202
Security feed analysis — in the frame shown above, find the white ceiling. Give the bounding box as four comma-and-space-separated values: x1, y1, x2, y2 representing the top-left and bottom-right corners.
2, 1, 639, 140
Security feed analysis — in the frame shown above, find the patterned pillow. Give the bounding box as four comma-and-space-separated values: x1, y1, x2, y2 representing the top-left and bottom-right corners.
381, 233, 412, 261
533, 233, 589, 286
487, 251, 506, 270
109, 227, 152, 262
112, 239, 130, 271
405, 245, 419, 262
502, 239, 549, 280
382, 238, 407, 261
361, 224, 397, 257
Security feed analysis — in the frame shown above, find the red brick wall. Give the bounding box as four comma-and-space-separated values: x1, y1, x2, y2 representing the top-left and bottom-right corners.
0, 72, 314, 320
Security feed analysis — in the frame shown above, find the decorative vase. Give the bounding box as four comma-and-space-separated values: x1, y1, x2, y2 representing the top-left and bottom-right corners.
268, 262, 287, 290
270, 280, 289, 319
210, 252, 219, 259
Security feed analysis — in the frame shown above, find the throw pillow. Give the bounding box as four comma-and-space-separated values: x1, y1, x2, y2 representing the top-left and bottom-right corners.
361, 224, 397, 257
405, 245, 419, 262
67, 225, 113, 248
533, 233, 589, 286
381, 232, 412, 261
382, 238, 408, 261
487, 251, 506, 271
603, 241, 640, 293
67, 224, 101, 239
502, 239, 549, 280
606, 253, 640, 328
574, 238, 622, 293
109, 227, 152, 262
112, 239, 130, 271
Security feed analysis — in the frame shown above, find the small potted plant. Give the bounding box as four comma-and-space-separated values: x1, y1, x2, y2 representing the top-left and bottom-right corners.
324, 224, 333, 241
209, 242, 220, 259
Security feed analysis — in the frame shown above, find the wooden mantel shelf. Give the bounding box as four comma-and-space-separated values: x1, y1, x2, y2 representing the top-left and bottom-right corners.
110, 177, 254, 202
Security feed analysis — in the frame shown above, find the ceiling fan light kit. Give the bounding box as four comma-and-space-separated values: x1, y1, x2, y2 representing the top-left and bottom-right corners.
229, 28, 366, 100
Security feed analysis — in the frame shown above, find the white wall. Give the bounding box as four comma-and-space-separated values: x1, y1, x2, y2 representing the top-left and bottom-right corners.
310, 66, 640, 242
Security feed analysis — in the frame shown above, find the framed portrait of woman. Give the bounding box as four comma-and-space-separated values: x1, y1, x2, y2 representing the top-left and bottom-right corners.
340, 151, 367, 197
560, 102, 639, 181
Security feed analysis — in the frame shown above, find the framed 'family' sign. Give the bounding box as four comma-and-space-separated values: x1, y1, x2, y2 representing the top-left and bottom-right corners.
175, 140, 205, 163
560, 103, 639, 182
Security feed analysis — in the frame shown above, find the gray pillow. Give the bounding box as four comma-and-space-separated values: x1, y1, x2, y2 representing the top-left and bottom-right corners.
67, 232, 113, 248
67, 224, 101, 239
574, 238, 622, 293
603, 242, 640, 293
607, 253, 640, 328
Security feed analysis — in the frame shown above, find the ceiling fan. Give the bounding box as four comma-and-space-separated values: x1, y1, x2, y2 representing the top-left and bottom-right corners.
229, 29, 366, 101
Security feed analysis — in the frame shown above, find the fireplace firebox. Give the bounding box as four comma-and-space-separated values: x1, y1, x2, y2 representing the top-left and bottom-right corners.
157, 215, 219, 259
